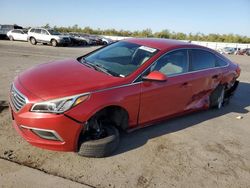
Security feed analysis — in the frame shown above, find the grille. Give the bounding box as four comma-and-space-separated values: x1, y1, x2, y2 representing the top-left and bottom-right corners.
10, 85, 27, 111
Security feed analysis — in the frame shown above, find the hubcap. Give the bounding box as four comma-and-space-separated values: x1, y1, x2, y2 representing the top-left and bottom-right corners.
52, 41, 56, 46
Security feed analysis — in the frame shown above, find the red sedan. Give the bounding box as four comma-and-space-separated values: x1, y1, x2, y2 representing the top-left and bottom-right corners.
9, 38, 240, 157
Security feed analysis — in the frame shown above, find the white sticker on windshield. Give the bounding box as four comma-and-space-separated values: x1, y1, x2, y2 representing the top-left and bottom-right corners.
139, 46, 157, 53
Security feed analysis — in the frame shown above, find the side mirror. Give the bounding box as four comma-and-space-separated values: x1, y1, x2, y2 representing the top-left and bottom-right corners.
142, 71, 167, 82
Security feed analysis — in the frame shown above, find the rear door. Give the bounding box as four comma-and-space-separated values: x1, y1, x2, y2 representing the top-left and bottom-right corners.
34, 29, 42, 41
139, 49, 193, 125
187, 49, 219, 109
14, 30, 23, 40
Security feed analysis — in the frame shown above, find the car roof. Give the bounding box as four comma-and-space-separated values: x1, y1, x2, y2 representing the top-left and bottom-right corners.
29, 28, 52, 30
124, 38, 200, 51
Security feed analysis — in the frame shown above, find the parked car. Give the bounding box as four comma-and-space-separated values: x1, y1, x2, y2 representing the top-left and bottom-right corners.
236, 48, 250, 56
219, 47, 235, 54
78, 33, 105, 45
234, 48, 241, 55
0, 24, 23, 39
28, 28, 71, 47
9, 39, 240, 157
100, 36, 114, 45
90, 35, 103, 45
67, 33, 89, 46
7, 29, 28, 41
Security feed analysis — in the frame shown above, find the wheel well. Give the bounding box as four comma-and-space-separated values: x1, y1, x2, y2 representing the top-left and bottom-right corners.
50, 39, 57, 43
88, 106, 129, 130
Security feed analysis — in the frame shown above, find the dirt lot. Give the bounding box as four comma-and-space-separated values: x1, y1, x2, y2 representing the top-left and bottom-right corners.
0, 40, 250, 188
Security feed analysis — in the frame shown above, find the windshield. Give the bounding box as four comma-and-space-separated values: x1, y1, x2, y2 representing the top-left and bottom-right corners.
82, 41, 158, 77
48, 30, 61, 35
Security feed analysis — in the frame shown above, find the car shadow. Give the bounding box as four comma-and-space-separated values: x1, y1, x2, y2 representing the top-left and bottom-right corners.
113, 81, 250, 156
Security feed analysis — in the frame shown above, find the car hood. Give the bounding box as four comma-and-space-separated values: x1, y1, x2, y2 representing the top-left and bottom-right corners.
17, 59, 122, 101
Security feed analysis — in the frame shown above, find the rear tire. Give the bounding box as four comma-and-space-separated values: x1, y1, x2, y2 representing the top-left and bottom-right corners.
78, 125, 119, 158
210, 85, 225, 109
30, 37, 37, 45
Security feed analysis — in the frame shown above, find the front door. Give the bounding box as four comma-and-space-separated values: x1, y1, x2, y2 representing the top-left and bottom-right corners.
138, 49, 192, 125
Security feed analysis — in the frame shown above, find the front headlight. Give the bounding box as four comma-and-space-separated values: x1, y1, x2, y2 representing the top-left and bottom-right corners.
31, 94, 90, 113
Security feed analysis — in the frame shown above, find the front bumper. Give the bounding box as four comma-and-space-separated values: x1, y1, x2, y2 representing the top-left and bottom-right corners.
9, 101, 83, 152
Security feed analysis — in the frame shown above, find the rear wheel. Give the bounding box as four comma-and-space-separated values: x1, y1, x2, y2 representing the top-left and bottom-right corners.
210, 85, 225, 109
30, 37, 37, 45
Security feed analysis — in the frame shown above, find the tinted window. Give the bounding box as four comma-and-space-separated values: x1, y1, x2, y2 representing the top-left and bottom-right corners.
215, 56, 228, 67
41, 29, 49, 35
84, 41, 158, 77
189, 49, 216, 71
151, 50, 188, 76
13, 30, 22, 34
2, 25, 12, 29
30, 28, 35, 32
34, 29, 41, 34
48, 30, 60, 35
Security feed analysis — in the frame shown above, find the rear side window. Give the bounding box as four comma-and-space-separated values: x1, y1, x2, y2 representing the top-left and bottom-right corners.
215, 56, 228, 67
13, 30, 21, 34
34, 29, 41, 34
189, 49, 216, 71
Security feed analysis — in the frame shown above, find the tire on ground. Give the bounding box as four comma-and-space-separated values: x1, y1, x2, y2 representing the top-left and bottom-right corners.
51, 39, 57, 47
30, 37, 37, 45
209, 85, 225, 109
78, 125, 120, 158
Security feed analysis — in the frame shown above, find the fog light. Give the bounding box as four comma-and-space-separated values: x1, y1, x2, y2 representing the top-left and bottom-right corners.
20, 125, 63, 141
31, 129, 59, 141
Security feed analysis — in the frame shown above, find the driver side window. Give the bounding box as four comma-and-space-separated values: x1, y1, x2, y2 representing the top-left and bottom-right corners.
151, 50, 188, 76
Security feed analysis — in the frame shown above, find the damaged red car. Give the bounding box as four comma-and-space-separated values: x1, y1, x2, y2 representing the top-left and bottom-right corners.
9, 38, 240, 157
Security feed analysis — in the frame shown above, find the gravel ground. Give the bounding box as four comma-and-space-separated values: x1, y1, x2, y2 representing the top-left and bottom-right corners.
0, 40, 250, 188
0, 159, 88, 188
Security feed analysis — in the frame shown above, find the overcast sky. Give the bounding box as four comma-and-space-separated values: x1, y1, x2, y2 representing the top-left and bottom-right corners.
1, 0, 249, 36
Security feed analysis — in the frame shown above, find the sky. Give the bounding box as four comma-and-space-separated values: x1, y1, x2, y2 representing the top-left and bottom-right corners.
1, 0, 250, 36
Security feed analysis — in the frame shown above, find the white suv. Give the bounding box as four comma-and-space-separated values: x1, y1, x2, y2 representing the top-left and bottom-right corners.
28, 28, 71, 47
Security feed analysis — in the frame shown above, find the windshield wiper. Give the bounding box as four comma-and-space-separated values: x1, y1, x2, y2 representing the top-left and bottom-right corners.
94, 63, 123, 77
81, 58, 99, 70
81, 58, 122, 77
